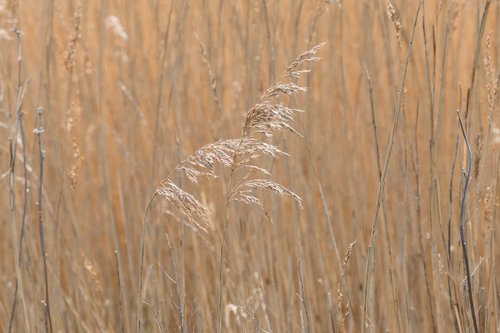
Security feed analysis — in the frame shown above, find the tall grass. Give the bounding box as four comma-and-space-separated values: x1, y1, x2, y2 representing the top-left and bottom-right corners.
1, 0, 499, 332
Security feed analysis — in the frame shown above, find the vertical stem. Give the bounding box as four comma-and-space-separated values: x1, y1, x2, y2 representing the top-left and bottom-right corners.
421, 5, 439, 331
216, 214, 229, 333
150, 1, 174, 190
174, 135, 185, 333
35, 107, 53, 333
216, 136, 248, 333
115, 250, 125, 333
457, 113, 479, 333
364, 64, 403, 332
298, 256, 311, 333
260, 0, 275, 83
467, 0, 491, 121
362, 2, 422, 331
446, 118, 461, 333
8, 27, 30, 333
165, 233, 184, 333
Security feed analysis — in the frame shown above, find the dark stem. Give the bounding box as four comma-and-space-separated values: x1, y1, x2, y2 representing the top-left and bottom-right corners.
457, 112, 479, 333
7, 280, 19, 333
8, 27, 29, 333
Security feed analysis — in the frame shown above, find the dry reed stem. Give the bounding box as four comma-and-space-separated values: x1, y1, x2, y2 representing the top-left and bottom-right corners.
34, 106, 53, 333
362, 1, 422, 331
8, 27, 30, 333
457, 112, 479, 333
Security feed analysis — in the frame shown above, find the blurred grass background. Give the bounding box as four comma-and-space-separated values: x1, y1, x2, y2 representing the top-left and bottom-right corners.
1, 0, 499, 331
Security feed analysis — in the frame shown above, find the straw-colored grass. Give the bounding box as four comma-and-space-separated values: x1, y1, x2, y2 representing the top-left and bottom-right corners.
1, 1, 499, 332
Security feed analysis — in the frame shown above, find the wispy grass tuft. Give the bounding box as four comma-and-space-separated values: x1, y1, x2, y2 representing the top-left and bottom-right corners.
148, 43, 325, 226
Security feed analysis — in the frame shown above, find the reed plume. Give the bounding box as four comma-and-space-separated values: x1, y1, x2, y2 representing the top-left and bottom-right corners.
149, 43, 325, 227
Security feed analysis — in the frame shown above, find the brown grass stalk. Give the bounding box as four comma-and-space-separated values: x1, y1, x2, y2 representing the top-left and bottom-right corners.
362, 1, 422, 331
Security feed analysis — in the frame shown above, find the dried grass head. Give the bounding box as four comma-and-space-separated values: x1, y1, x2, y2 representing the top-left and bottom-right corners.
151, 43, 325, 229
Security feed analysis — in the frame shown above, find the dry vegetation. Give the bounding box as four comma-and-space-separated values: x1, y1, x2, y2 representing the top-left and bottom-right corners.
1, 0, 500, 332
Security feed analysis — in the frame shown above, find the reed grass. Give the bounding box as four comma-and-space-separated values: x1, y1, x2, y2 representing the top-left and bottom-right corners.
1, 1, 499, 332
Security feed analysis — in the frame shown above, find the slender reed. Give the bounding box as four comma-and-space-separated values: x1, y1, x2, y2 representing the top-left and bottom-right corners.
165, 233, 184, 333
115, 250, 125, 333
298, 256, 311, 333
457, 112, 479, 333
364, 63, 403, 332
34, 107, 53, 333
467, 0, 492, 118
362, 2, 422, 331
8, 27, 30, 333
421, 6, 439, 331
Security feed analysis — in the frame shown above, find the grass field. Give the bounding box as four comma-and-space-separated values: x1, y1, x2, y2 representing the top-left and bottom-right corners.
1, 0, 499, 332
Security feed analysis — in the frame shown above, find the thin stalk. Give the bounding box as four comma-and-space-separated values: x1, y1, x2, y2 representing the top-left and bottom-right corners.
464, 0, 491, 161
216, 210, 230, 333
150, 1, 174, 189
260, 0, 275, 83
165, 233, 184, 333
298, 256, 311, 333
114, 251, 125, 333
446, 123, 461, 333
8, 27, 30, 333
364, 64, 403, 332
34, 107, 53, 333
174, 132, 185, 333
421, 6, 439, 331
485, 154, 499, 332
303, 131, 354, 330
362, 1, 422, 331
138, 202, 152, 333
413, 101, 439, 332
457, 113, 479, 333
216, 138, 244, 333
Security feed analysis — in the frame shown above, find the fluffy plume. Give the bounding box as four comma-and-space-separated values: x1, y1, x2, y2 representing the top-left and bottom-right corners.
153, 43, 324, 228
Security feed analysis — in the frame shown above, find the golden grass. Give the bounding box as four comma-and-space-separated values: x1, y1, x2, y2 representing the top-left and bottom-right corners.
1, 0, 499, 332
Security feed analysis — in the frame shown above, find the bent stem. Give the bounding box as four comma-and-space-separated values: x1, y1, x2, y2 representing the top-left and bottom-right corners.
457, 113, 478, 333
